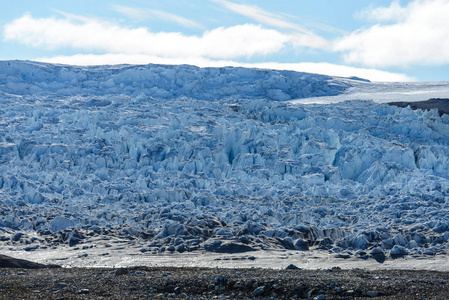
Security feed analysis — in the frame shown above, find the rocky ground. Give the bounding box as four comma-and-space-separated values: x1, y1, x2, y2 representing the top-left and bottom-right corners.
1, 255, 449, 299
389, 98, 449, 116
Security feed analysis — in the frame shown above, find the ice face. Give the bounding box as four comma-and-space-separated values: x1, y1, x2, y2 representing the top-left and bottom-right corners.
0, 61, 348, 100
1, 61, 449, 260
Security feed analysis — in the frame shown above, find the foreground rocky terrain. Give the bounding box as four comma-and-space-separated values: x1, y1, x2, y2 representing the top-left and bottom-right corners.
0, 260, 449, 299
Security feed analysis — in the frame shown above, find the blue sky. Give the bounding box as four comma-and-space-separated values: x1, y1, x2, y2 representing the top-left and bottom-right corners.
1, 0, 449, 82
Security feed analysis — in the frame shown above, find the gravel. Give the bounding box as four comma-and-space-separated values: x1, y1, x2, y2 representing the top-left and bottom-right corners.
0, 265, 449, 299
1, 254, 449, 299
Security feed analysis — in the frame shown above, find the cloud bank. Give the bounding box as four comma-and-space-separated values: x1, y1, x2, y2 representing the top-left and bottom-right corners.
2, 2, 425, 82
335, 0, 449, 67
3, 13, 316, 60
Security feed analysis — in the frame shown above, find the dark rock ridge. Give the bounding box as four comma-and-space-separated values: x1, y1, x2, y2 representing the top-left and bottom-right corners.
0, 254, 60, 269
389, 98, 449, 116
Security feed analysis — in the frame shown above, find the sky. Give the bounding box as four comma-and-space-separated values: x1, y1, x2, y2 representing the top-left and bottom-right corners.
1, 0, 449, 82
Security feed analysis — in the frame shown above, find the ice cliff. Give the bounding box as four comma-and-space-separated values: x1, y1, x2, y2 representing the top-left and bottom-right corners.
1, 60, 449, 260
0, 60, 346, 100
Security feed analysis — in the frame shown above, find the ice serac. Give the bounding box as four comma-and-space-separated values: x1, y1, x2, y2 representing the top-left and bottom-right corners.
1, 60, 449, 260
0, 60, 348, 100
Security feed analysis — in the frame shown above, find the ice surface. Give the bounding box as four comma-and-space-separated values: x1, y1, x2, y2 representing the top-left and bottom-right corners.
1, 61, 449, 267
0, 60, 347, 100
293, 79, 449, 104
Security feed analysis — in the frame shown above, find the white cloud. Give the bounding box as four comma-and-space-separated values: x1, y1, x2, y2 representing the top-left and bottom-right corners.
3, 13, 294, 59
355, 0, 407, 22
249, 62, 415, 82
4, 11, 415, 82
36, 53, 414, 82
335, 0, 449, 67
211, 0, 328, 49
112, 4, 204, 29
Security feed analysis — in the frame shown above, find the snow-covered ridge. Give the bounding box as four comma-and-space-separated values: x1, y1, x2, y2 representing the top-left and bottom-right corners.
0, 60, 349, 101
1, 61, 449, 263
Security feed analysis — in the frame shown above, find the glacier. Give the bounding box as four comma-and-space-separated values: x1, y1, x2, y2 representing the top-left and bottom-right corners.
1, 60, 449, 264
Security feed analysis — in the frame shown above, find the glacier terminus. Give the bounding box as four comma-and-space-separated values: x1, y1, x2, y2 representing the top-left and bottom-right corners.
2, 60, 449, 268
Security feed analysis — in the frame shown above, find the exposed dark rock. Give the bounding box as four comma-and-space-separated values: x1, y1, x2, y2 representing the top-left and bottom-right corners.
367, 290, 379, 297
115, 268, 129, 276
69, 236, 80, 247
335, 253, 351, 259
369, 247, 386, 263
294, 238, 309, 251
253, 285, 266, 297
389, 98, 449, 116
176, 244, 186, 253
213, 275, 228, 286
286, 264, 301, 270
0, 254, 60, 269
204, 241, 256, 253
11, 232, 24, 242
23, 245, 39, 252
